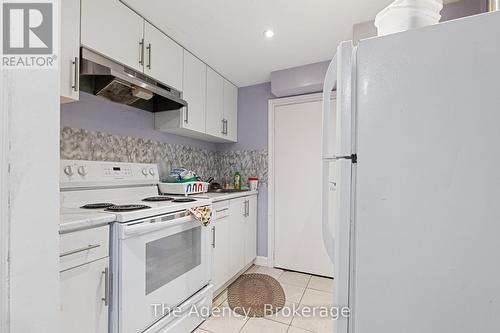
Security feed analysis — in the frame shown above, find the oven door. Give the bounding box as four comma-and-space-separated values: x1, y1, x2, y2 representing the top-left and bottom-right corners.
118, 211, 211, 333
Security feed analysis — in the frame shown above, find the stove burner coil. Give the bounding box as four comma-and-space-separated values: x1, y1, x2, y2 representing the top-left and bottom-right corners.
142, 196, 174, 202
171, 198, 197, 203
104, 205, 151, 212
81, 203, 115, 209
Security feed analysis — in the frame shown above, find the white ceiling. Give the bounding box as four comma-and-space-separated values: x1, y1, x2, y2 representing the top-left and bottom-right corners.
122, 0, 457, 87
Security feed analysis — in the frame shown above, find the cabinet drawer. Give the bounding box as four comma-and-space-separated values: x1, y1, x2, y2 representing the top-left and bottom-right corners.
213, 201, 230, 220
60, 226, 109, 272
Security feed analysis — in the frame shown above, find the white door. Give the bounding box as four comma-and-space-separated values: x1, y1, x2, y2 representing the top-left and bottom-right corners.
60, 258, 109, 333
211, 215, 230, 291
60, 0, 80, 103
206, 67, 225, 138
223, 79, 238, 142
143, 22, 183, 91
273, 96, 335, 277
81, 0, 144, 72
182, 50, 207, 133
229, 197, 246, 277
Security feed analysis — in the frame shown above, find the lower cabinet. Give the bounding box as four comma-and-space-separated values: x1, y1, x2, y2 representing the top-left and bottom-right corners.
211, 212, 231, 292
60, 257, 109, 333
229, 197, 247, 277
245, 196, 258, 265
211, 195, 258, 293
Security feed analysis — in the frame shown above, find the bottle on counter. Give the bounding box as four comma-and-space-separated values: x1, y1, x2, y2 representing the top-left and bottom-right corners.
234, 171, 242, 190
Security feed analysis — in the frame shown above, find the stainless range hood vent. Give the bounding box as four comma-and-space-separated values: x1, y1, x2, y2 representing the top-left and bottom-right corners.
79, 48, 187, 112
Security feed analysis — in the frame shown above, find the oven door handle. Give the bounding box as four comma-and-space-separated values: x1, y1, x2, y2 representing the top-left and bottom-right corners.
123, 215, 196, 236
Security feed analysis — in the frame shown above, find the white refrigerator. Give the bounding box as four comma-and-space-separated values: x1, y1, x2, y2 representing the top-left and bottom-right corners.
322, 11, 500, 333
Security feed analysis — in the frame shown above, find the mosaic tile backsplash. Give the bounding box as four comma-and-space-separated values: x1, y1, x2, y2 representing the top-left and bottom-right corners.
61, 127, 268, 185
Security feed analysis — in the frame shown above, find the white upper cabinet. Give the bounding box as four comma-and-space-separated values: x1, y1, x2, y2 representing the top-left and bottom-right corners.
223, 79, 238, 142
182, 50, 207, 133
143, 22, 183, 91
60, 0, 80, 103
81, 0, 144, 72
206, 67, 225, 138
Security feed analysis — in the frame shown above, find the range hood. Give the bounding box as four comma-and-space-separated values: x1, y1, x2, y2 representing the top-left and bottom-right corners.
79, 48, 187, 112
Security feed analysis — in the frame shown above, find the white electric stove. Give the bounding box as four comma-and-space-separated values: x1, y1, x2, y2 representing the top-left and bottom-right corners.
60, 160, 214, 333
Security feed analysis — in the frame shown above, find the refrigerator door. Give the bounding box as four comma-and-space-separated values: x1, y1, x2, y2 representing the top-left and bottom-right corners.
352, 11, 500, 333
332, 41, 356, 333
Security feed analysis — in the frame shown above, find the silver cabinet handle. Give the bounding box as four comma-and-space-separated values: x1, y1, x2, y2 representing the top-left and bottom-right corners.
222, 119, 228, 135
101, 267, 109, 306
184, 107, 189, 124
211, 226, 216, 249
71, 57, 78, 91
146, 43, 152, 69
60, 244, 100, 257
139, 39, 145, 65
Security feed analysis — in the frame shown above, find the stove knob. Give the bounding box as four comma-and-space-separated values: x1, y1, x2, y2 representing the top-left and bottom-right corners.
149, 168, 156, 176
142, 168, 148, 176
77, 166, 87, 176
63, 165, 74, 176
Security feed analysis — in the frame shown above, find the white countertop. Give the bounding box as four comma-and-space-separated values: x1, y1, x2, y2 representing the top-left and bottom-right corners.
193, 190, 258, 202
60, 207, 116, 233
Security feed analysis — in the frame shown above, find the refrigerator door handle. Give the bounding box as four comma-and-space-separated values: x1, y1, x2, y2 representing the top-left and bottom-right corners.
322, 160, 336, 262
322, 54, 338, 159
321, 54, 338, 263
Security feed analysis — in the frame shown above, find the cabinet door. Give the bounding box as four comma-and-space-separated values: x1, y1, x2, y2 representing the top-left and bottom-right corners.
205, 67, 224, 138
212, 216, 230, 291
81, 0, 144, 72
223, 79, 238, 142
144, 22, 183, 91
182, 50, 207, 133
60, 258, 109, 333
60, 0, 80, 103
229, 197, 246, 277
244, 196, 258, 265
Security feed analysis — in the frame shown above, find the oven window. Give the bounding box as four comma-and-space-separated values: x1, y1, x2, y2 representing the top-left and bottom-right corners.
145, 227, 201, 295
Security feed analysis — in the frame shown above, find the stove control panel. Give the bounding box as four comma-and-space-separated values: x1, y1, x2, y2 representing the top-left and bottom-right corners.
60, 160, 159, 189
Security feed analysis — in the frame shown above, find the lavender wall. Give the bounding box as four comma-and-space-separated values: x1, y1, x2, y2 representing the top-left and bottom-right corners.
61, 92, 217, 151
441, 0, 487, 21
270, 61, 330, 98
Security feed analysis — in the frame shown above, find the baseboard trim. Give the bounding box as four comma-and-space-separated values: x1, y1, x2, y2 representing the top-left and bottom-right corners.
254, 256, 270, 267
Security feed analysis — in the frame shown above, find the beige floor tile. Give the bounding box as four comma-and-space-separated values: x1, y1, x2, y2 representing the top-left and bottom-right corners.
199, 305, 248, 333
287, 326, 315, 333
265, 302, 295, 325
281, 283, 305, 304
192, 328, 211, 333
213, 290, 228, 307
307, 276, 334, 293
291, 306, 334, 333
279, 271, 311, 288
240, 318, 289, 333
255, 266, 284, 279
300, 289, 333, 307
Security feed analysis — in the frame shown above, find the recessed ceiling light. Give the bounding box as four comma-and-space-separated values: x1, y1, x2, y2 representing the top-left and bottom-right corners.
264, 29, 275, 38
